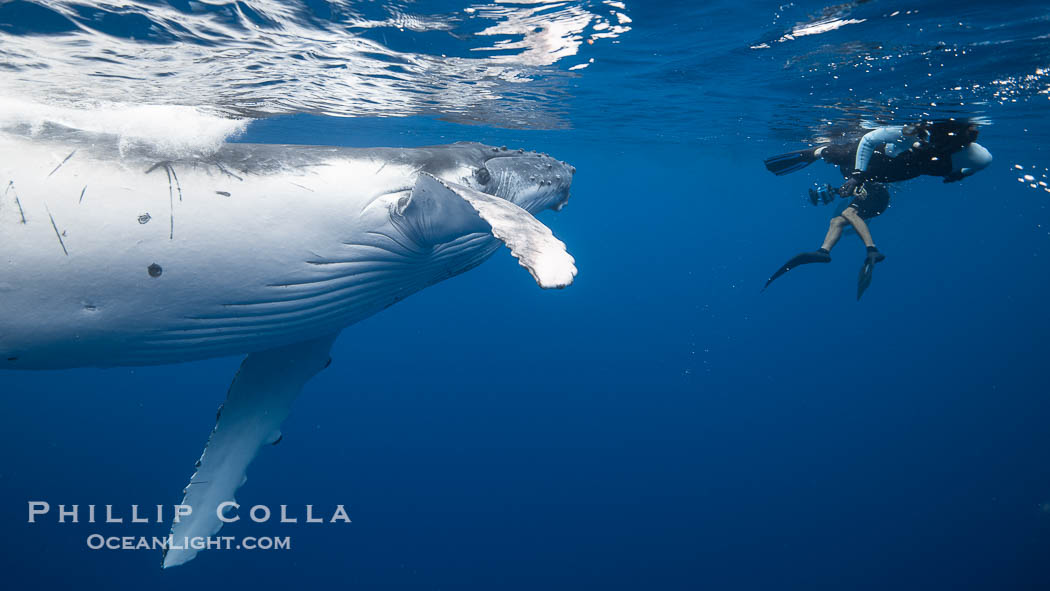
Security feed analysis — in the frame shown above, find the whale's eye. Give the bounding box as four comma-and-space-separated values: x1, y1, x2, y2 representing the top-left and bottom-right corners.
474, 167, 491, 185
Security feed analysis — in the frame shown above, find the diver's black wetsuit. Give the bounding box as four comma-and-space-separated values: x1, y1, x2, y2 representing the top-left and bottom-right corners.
847, 182, 890, 220
819, 142, 950, 182
819, 121, 978, 183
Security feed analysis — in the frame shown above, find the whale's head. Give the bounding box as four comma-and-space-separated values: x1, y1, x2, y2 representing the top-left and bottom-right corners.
393, 143, 576, 289
470, 147, 574, 214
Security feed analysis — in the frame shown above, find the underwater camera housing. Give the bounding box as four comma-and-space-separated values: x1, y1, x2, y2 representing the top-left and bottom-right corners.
808, 183, 836, 206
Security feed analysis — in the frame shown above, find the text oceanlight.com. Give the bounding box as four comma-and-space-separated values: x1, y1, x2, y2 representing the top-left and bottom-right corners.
86, 534, 291, 551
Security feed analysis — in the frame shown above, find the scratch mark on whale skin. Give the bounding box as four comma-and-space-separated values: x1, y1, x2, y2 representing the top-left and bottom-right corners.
48, 149, 77, 178
170, 166, 183, 202
165, 166, 174, 239
146, 162, 183, 240
79, 185, 87, 204
6, 181, 26, 224
215, 163, 244, 182
45, 204, 68, 256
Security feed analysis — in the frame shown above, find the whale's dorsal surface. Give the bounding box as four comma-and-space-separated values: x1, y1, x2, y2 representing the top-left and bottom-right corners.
0, 129, 576, 567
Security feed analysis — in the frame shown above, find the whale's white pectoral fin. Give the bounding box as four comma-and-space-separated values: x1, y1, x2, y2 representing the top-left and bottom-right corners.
446, 178, 577, 289
161, 333, 338, 569
404, 172, 577, 289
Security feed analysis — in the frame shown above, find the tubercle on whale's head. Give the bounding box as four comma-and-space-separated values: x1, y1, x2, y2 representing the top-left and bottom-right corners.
470, 146, 575, 214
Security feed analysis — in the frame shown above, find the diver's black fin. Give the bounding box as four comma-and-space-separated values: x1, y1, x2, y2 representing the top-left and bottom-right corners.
857, 261, 874, 300
763, 250, 832, 291
856, 250, 885, 300
856, 248, 881, 300
763, 148, 819, 176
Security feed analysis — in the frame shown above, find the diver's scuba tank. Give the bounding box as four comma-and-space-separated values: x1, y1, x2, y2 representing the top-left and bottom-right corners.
808, 183, 837, 206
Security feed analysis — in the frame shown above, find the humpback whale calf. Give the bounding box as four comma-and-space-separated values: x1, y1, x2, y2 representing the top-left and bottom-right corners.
0, 127, 576, 567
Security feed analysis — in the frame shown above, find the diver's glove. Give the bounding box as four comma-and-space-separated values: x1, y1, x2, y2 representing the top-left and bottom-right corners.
838, 171, 865, 197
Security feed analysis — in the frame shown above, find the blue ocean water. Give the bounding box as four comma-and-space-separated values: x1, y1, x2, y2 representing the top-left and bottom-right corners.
2, 1, 1050, 589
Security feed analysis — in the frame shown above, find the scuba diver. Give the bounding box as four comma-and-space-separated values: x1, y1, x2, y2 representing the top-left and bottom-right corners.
761, 119, 993, 299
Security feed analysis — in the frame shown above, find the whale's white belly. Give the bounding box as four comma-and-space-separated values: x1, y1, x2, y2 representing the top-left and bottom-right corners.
0, 136, 498, 368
